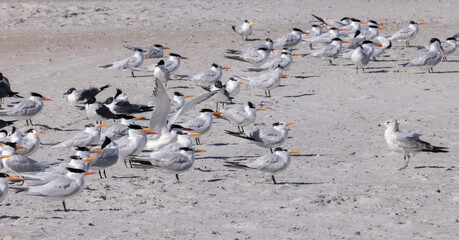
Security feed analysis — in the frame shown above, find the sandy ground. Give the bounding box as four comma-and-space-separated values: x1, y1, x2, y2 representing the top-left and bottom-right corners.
1, 0, 459, 239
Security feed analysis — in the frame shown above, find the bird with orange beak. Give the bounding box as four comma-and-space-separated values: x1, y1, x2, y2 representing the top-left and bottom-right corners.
0, 172, 23, 204
232, 19, 256, 41
0, 92, 52, 126
389, 21, 426, 47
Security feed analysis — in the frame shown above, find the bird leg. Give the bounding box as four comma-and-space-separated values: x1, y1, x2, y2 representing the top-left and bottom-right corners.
104, 169, 107, 179
355, 67, 359, 73
98, 170, 103, 179
175, 174, 180, 182
62, 201, 68, 212
309, 43, 314, 50
271, 175, 278, 184
270, 148, 273, 154
362, 67, 365, 73
399, 155, 409, 170
442, 56, 447, 62
131, 71, 136, 78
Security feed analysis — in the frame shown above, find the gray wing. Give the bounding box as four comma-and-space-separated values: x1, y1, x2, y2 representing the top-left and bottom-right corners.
167, 91, 217, 128
394, 132, 423, 149
5, 100, 40, 116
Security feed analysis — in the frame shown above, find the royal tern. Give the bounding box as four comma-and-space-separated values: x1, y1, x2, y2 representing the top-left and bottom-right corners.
440, 37, 458, 61
360, 20, 385, 33
225, 47, 271, 65
225, 121, 295, 153
0, 73, 22, 103
402, 38, 444, 73
170, 92, 196, 113
89, 137, 119, 178
201, 81, 231, 110
182, 109, 218, 145
16, 129, 40, 156
344, 30, 365, 49
311, 15, 350, 29
339, 19, 366, 37
11, 165, 97, 211
304, 27, 340, 49
350, 45, 370, 73
176, 63, 230, 87
131, 147, 196, 181
0, 92, 52, 126
234, 38, 274, 53
363, 25, 381, 40
371, 36, 392, 60
100, 115, 145, 140
233, 65, 285, 97
64, 84, 110, 105
104, 89, 153, 114
224, 147, 301, 184
246, 48, 298, 72
379, 119, 448, 169
6, 126, 22, 143
0, 173, 23, 204
340, 40, 380, 60
153, 60, 171, 87
1, 142, 47, 174
115, 124, 153, 166
302, 38, 348, 65
225, 78, 244, 100
389, 21, 425, 47
216, 101, 265, 132
164, 53, 188, 73
232, 20, 256, 41
274, 28, 309, 49
122, 42, 169, 59
99, 48, 146, 77
50, 124, 106, 148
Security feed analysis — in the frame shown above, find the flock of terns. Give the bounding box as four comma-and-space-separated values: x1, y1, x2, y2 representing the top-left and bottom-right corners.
0, 14, 457, 212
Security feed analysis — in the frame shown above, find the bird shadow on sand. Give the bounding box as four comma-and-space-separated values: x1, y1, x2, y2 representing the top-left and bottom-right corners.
276, 181, 325, 185
111, 176, 141, 179
245, 38, 261, 42
373, 59, 398, 62
131, 74, 154, 78
211, 143, 238, 146
54, 209, 89, 212
414, 165, 446, 169
293, 75, 319, 79
296, 153, 320, 157
444, 60, 459, 62
196, 156, 231, 160
366, 70, 389, 74
34, 124, 79, 132
0, 215, 20, 220
284, 92, 315, 98
207, 178, 225, 182
170, 86, 191, 89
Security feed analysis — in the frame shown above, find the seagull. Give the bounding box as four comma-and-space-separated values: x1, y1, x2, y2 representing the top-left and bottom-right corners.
50, 124, 107, 148
274, 28, 309, 49
246, 48, 299, 72
89, 137, 119, 179
84, 97, 128, 124
182, 109, 219, 145
389, 21, 426, 47
232, 20, 256, 41
131, 147, 196, 182
379, 119, 448, 169
64, 84, 110, 105
176, 63, 231, 87
0, 73, 22, 103
1, 142, 47, 174
233, 65, 286, 97
99, 48, 146, 77
0, 92, 52, 126
225, 121, 295, 153
10, 165, 97, 212
225, 47, 271, 65
100, 115, 145, 140
103, 89, 153, 114
215, 101, 266, 132
402, 38, 445, 73
224, 147, 301, 184
122, 42, 170, 58
302, 38, 348, 65
0, 173, 23, 204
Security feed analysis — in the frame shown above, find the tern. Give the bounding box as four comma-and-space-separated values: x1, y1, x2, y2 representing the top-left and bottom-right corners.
50, 124, 107, 148
100, 115, 145, 140
182, 109, 219, 145
233, 65, 285, 97
225, 47, 271, 65
225, 121, 295, 153
99, 48, 146, 77
201, 81, 231, 110
440, 37, 458, 61
176, 63, 231, 87
246, 48, 299, 72
0, 173, 23, 204
224, 147, 301, 184
215, 101, 266, 132
302, 38, 348, 65
104, 89, 153, 114
64, 84, 110, 104
84, 97, 129, 124
0, 92, 52, 126
89, 137, 119, 179
274, 28, 309, 49
389, 21, 425, 47
153, 60, 171, 87
1, 142, 47, 174
311, 15, 350, 29
379, 119, 448, 169
115, 124, 153, 166
16, 129, 41, 156
225, 78, 245, 100
170, 92, 196, 114
232, 20, 256, 41
402, 38, 445, 73
122, 42, 170, 58
351, 45, 370, 73
304, 27, 340, 49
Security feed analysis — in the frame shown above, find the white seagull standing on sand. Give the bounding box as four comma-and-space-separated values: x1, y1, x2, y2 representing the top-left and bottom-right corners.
0, 92, 52, 126
389, 21, 426, 47
232, 20, 256, 41
99, 48, 146, 77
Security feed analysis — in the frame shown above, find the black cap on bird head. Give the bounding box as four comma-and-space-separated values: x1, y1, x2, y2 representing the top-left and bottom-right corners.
30, 92, 44, 98
211, 63, 219, 68
362, 40, 374, 44
266, 38, 273, 43
66, 167, 86, 174
0, 173, 10, 178
258, 47, 269, 51
170, 53, 182, 57
128, 124, 142, 130
293, 28, 303, 32
369, 25, 379, 29
244, 20, 250, 23
157, 60, 165, 66
248, 101, 255, 109
64, 88, 76, 95
25, 129, 35, 134
446, 37, 457, 41
101, 137, 112, 149
174, 92, 184, 96
409, 21, 416, 24
3, 142, 17, 148
331, 38, 342, 42
179, 147, 193, 151
229, 77, 237, 82
341, 17, 350, 21
430, 38, 441, 44
70, 155, 82, 160
311, 24, 320, 28
200, 109, 214, 113
272, 122, 281, 126
114, 88, 123, 99
75, 146, 90, 152
214, 81, 223, 88
85, 97, 97, 105
103, 97, 114, 105
154, 44, 164, 48
274, 147, 286, 152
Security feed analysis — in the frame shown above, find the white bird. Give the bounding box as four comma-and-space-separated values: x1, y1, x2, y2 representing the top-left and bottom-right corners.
122, 42, 170, 58
302, 38, 348, 65
115, 124, 153, 166
101, 115, 145, 140
16, 129, 41, 156
379, 119, 448, 169
232, 20, 256, 41
389, 21, 426, 47
182, 109, 218, 145
304, 27, 340, 49
225, 47, 271, 65
0, 173, 23, 204
11, 165, 97, 211
63, 84, 110, 104
351, 45, 370, 73
233, 65, 286, 97
176, 63, 231, 87
131, 147, 196, 181
0, 92, 52, 126
402, 38, 445, 73
51, 124, 107, 148
1, 142, 47, 174
99, 48, 146, 77
302, 24, 323, 44
84, 97, 126, 124
225, 121, 295, 153
215, 101, 266, 132
153, 60, 171, 87
340, 40, 380, 59
274, 28, 308, 49
339, 19, 365, 37
363, 25, 381, 40
89, 137, 119, 179
246, 48, 298, 72
371, 36, 392, 60
224, 147, 301, 184
360, 20, 385, 33
164, 53, 188, 73
103, 89, 153, 114
170, 92, 196, 113
311, 14, 350, 29
225, 78, 244, 100
440, 37, 458, 61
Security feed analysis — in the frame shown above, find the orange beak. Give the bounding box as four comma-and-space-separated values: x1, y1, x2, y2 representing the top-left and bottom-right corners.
360, 21, 368, 24
8, 176, 23, 181
378, 27, 386, 30
292, 53, 301, 56
250, 23, 257, 26
285, 121, 296, 126
97, 124, 108, 128
256, 108, 267, 111
374, 42, 383, 47
42, 98, 53, 101
195, 149, 207, 153
91, 149, 104, 153
34, 132, 41, 136
342, 41, 350, 43
303, 32, 310, 34
141, 128, 153, 133
163, 47, 171, 50
281, 74, 289, 78
0, 155, 11, 159
189, 132, 201, 137
84, 171, 98, 175
289, 150, 301, 154
339, 28, 348, 31
321, 24, 328, 28
238, 80, 246, 83
418, 22, 426, 25
134, 116, 146, 120
440, 46, 445, 53
15, 145, 25, 149
213, 112, 223, 116
378, 23, 385, 26
84, 158, 97, 162
181, 57, 188, 59
185, 94, 196, 98
222, 67, 231, 70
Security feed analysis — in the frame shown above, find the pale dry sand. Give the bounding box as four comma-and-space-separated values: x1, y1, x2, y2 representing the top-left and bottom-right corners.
1, 0, 459, 239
